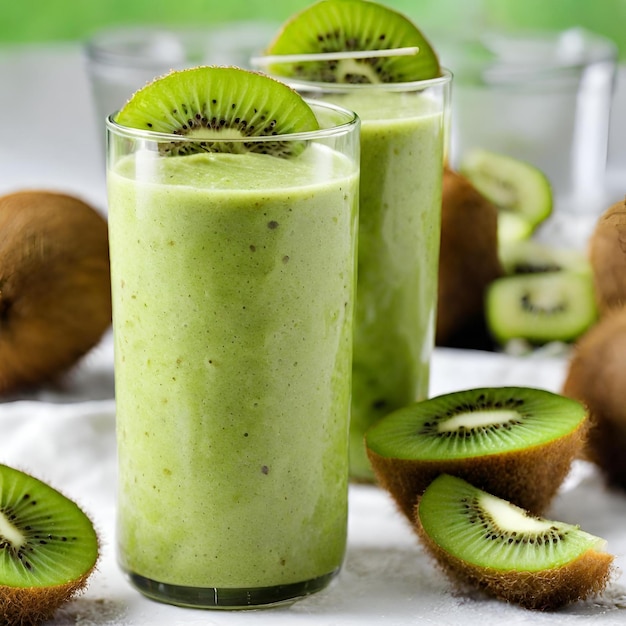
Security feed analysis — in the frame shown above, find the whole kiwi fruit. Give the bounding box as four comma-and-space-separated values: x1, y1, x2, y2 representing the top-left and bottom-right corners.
562, 306, 626, 490
588, 197, 626, 315
436, 168, 503, 348
0, 190, 111, 393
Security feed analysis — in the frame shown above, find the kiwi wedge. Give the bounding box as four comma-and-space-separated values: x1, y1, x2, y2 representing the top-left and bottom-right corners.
485, 271, 597, 346
365, 386, 587, 520
0, 191, 111, 394
414, 474, 614, 611
460, 149, 552, 232
263, 0, 441, 83
114, 66, 320, 157
0, 464, 99, 625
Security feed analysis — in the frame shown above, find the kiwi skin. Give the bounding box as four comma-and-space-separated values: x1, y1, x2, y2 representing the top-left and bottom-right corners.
436, 168, 503, 349
562, 306, 626, 490
0, 191, 111, 394
589, 197, 626, 315
366, 389, 588, 521
413, 475, 614, 611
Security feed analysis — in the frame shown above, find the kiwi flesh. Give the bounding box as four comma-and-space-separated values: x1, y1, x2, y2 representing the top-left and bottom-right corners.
436, 167, 503, 348
0, 191, 111, 395
0, 464, 99, 625
365, 386, 587, 520
414, 474, 614, 611
263, 0, 441, 83
563, 306, 626, 490
460, 148, 552, 232
114, 66, 320, 157
485, 271, 597, 346
588, 197, 626, 315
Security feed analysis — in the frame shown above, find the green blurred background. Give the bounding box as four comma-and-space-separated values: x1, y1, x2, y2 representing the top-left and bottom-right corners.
0, 0, 623, 59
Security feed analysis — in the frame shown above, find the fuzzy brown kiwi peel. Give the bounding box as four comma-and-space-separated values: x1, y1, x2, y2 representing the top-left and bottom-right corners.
563, 306, 626, 490
365, 386, 588, 521
588, 197, 626, 315
0, 191, 111, 394
414, 475, 614, 611
0, 464, 99, 625
436, 168, 503, 348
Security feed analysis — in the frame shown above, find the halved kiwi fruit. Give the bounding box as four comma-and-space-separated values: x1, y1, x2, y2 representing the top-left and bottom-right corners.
485, 271, 597, 346
263, 0, 441, 83
365, 386, 587, 520
0, 464, 99, 625
414, 474, 614, 611
460, 149, 552, 233
114, 66, 320, 157
0, 191, 111, 394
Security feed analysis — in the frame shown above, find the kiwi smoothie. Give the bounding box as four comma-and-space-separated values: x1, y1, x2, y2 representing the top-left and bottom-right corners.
107, 106, 359, 606
329, 85, 449, 481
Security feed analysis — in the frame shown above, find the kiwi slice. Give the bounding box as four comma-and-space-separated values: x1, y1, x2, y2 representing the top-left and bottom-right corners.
365, 386, 587, 520
414, 474, 614, 611
460, 149, 552, 231
263, 0, 441, 83
499, 239, 591, 276
485, 271, 597, 346
0, 464, 99, 625
114, 66, 320, 157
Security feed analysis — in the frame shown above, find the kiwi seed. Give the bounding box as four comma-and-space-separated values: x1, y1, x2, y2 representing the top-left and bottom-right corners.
365, 386, 588, 520
0, 464, 99, 625
114, 66, 320, 157
264, 0, 441, 83
414, 474, 614, 611
0, 191, 111, 394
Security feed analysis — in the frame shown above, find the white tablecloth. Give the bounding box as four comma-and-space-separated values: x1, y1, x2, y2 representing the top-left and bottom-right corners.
1, 42, 625, 626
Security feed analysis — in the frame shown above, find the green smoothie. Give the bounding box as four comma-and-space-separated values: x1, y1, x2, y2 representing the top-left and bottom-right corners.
330, 89, 446, 481
107, 143, 358, 603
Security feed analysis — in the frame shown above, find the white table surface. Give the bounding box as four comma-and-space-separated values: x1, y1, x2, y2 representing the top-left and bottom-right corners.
1, 42, 625, 626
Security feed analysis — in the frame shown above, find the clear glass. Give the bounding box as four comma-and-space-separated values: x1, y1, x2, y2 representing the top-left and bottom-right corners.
106, 100, 360, 609
85, 23, 278, 135
440, 29, 616, 244
271, 73, 452, 482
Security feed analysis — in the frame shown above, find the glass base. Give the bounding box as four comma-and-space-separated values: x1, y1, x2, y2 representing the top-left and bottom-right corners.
125, 569, 338, 610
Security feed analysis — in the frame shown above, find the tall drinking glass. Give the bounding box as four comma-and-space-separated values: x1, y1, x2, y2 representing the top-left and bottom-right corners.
106, 100, 360, 609
271, 73, 452, 481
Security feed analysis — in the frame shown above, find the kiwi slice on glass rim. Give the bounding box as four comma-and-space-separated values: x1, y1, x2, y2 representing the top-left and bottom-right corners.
0, 464, 99, 625
114, 66, 320, 157
460, 148, 553, 232
262, 0, 441, 83
365, 386, 588, 521
414, 474, 614, 611
485, 271, 598, 346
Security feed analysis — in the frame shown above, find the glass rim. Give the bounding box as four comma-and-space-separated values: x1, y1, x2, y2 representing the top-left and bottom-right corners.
105, 98, 360, 144
255, 68, 453, 94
